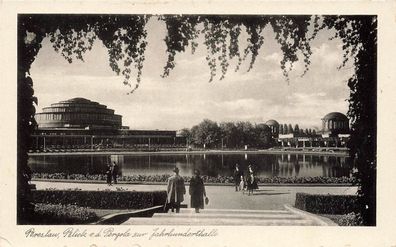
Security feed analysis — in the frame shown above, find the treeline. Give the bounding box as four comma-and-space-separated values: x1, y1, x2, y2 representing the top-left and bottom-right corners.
178, 119, 320, 149
278, 124, 317, 136
179, 119, 274, 149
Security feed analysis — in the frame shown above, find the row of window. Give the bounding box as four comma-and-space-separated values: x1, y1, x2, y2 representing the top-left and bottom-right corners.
43, 107, 113, 114
52, 103, 105, 109
36, 113, 121, 122
323, 120, 349, 130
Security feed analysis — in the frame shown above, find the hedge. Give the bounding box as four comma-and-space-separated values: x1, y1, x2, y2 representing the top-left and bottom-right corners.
323, 212, 363, 226
29, 203, 99, 225
32, 190, 167, 209
32, 173, 356, 184
295, 193, 359, 214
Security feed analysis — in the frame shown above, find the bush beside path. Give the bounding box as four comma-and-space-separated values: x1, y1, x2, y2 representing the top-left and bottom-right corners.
32, 173, 356, 185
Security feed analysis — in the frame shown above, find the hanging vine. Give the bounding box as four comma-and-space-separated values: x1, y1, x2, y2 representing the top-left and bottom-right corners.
269, 16, 314, 80
46, 15, 149, 94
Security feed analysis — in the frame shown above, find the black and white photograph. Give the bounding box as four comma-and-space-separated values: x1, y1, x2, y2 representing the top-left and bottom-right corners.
1, 1, 395, 246
16, 13, 377, 226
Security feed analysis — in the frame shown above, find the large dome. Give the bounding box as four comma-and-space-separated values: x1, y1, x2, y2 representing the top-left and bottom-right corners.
322, 112, 348, 121
265, 119, 279, 126
35, 98, 122, 129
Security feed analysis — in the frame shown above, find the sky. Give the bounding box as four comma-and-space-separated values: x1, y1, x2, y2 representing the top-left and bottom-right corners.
30, 17, 353, 131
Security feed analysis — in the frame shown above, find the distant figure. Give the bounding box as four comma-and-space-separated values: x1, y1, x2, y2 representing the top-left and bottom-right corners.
105, 163, 112, 186
246, 165, 258, 195
233, 164, 243, 191
112, 161, 118, 184
239, 175, 245, 191
189, 169, 207, 213
166, 167, 186, 213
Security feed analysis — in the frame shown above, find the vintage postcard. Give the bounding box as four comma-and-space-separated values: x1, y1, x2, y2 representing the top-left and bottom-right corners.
1, 1, 396, 247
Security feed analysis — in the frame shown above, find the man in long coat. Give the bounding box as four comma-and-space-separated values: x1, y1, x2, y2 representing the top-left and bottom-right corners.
166, 167, 186, 213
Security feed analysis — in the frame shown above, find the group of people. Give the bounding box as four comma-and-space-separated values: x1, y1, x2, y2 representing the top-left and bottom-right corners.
233, 164, 258, 195
165, 164, 259, 214
105, 161, 119, 186
166, 167, 208, 213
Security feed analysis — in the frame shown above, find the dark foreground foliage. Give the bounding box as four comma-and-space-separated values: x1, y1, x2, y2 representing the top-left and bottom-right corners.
27, 203, 98, 225
31, 190, 167, 210
322, 212, 363, 226
295, 193, 358, 215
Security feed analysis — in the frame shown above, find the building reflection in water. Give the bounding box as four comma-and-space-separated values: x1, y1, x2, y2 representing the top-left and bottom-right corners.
29, 153, 351, 178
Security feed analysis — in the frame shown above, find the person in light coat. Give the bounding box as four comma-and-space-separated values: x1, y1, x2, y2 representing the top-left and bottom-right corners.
166, 167, 186, 213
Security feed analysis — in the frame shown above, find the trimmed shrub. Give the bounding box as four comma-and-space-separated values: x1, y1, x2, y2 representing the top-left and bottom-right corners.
29, 203, 98, 224
295, 193, 358, 214
324, 212, 363, 226
337, 212, 364, 226
32, 173, 356, 184
32, 190, 167, 209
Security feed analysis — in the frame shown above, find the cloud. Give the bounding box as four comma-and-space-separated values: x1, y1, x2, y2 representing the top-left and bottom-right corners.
263, 52, 282, 63
30, 20, 351, 131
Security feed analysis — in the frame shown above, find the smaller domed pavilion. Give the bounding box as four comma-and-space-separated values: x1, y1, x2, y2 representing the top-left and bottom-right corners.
321, 112, 349, 136
265, 119, 279, 137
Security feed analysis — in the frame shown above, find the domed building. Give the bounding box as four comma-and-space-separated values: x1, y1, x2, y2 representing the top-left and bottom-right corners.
274, 112, 350, 149
265, 119, 279, 137
35, 98, 122, 130
31, 98, 182, 152
321, 112, 349, 136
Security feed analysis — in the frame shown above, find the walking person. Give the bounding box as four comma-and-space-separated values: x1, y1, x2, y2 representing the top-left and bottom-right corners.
246, 165, 258, 195
166, 167, 186, 213
239, 174, 245, 192
112, 161, 118, 184
233, 164, 243, 191
105, 163, 112, 186
189, 169, 207, 213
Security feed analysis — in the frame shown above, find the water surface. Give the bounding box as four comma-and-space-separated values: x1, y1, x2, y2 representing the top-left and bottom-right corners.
28, 153, 351, 178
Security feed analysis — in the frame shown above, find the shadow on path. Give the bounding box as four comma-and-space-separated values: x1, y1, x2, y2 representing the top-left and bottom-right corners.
245, 192, 291, 196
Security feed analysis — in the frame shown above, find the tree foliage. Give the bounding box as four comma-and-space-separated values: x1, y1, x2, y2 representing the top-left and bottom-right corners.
18, 14, 376, 225
190, 120, 272, 148
190, 119, 221, 147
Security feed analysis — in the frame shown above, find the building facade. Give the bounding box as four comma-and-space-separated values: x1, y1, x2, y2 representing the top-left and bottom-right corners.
274, 112, 350, 149
321, 112, 350, 136
35, 98, 122, 130
31, 98, 185, 152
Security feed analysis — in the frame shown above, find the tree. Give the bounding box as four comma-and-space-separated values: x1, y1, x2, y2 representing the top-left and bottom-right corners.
283, 124, 288, 134
18, 14, 377, 225
219, 122, 238, 148
235, 121, 255, 147
254, 124, 272, 147
191, 119, 221, 148
279, 124, 284, 135
179, 128, 192, 145
288, 124, 294, 134
294, 124, 300, 134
